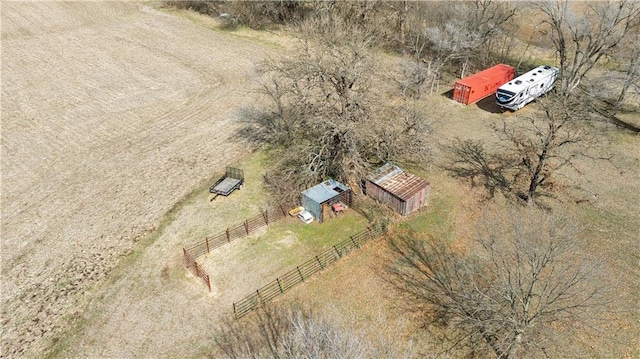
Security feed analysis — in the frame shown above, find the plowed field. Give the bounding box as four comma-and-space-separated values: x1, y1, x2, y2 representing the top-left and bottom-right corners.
1, 2, 272, 357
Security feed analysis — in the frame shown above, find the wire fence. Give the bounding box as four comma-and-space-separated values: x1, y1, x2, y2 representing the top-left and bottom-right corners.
183, 203, 289, 291
232, 225, 382, 319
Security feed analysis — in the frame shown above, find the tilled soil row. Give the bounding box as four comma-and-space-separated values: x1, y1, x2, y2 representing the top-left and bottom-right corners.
1, 3, 270, 357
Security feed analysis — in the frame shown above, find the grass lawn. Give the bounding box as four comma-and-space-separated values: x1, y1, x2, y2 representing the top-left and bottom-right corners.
185, 122, 639, 358
193, 155, 371, 303
199, 209, 370, 304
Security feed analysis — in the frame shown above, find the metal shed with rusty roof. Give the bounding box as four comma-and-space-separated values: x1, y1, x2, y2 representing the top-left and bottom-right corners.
365, 162, 430, 216
301, 179, 351, 223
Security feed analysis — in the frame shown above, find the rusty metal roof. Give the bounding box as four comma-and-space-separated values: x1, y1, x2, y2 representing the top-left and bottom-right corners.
302, 178, 349, 204
367, 163, 430, 201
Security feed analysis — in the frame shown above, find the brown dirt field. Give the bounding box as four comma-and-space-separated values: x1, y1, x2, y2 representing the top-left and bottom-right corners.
1, 2, 279, 357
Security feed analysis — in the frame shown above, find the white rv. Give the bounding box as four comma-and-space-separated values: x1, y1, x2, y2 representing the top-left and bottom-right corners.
496, 65, 559, 110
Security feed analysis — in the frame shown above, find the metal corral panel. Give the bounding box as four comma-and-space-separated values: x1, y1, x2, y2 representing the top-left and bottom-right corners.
366, 163, 430, 216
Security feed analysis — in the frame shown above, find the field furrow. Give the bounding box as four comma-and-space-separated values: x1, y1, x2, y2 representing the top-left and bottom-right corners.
1, 2, 271, 357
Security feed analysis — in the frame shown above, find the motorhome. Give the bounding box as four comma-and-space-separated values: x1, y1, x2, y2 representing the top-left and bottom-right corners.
495, 65, 559, 110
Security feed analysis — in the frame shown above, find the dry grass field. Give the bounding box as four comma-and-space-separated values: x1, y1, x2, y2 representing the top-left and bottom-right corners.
269, 95, 640, 357
2, 2, 638, 358
1, 2, 279, 357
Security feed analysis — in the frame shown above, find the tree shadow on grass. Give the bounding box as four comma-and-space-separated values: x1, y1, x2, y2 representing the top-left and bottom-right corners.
442, 139, 516, 201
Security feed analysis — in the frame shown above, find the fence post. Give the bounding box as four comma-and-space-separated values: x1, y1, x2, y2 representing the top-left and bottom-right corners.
264, 209, 269, 225
297, 266, 304, 282
233, 303, 238, 320
206, 237, 210, 253
226, 228, 230, 242
279, 204, 287, 217
183, 248, 189, 268
277, 278, 283, 293
351, 236, 358, 248
334, 245, 341, 258
206, 274, 211, 292
316, 255, 324, 269
256, 289, 262, 305
245, 220, 249, 235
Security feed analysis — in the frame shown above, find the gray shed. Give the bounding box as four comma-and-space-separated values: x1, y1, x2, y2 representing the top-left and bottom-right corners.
366, 163, 430, 216
301, 179, 351, 223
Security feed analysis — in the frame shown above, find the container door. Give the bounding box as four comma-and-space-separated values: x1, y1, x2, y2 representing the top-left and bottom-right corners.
453, 84, 470, 104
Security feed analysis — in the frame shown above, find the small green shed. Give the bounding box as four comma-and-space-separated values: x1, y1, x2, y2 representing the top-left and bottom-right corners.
300, 179, 351, 223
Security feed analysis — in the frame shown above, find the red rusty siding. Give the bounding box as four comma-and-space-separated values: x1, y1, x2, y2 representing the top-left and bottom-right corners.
366, 180, 404, 215
366, 163, 430, 216
453, 64, 515, 105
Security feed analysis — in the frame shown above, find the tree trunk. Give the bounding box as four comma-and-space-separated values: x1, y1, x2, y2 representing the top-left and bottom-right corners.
506, 332, 523, 358
527, 150, 547, 204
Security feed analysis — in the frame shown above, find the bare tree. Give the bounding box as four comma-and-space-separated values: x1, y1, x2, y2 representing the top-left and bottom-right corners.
537, 0, 640, 97
494, 95, 599, 204
613, 28, 640, 112
214, 303, 414, 359
382, 0, 411, 51
246, 15, 431, 199
393, 1, 517, 98
423, 1, 517, 76
447, 94, 603, 204
575, 26, 640, 132
388, 207, 609, 358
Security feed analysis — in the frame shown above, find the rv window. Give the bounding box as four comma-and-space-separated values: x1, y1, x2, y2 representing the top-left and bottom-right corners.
497, 89, 516, 97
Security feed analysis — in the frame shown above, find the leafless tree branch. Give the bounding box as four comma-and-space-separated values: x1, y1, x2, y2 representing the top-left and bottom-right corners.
388, 207, 610, 358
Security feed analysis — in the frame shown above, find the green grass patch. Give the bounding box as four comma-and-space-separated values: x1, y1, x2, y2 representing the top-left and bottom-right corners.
236, 210, 369, 266
397, 188, 456, 241
190, 150, 272, 237
292, 211, 369, 250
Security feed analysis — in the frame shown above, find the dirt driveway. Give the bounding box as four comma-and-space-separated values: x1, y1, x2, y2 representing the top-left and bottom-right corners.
1, 2, 274, 357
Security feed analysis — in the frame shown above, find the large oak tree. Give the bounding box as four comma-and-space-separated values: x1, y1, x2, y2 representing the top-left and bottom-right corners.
247, 15, 431, 199
388, 207, 609, 358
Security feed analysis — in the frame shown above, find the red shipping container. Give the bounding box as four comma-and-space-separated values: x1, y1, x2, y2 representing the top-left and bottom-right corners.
453, 64, 515, 105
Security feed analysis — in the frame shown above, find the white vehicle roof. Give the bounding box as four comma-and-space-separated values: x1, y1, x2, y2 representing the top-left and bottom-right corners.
298, 211, 313, 220
498, 65, 558, 93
